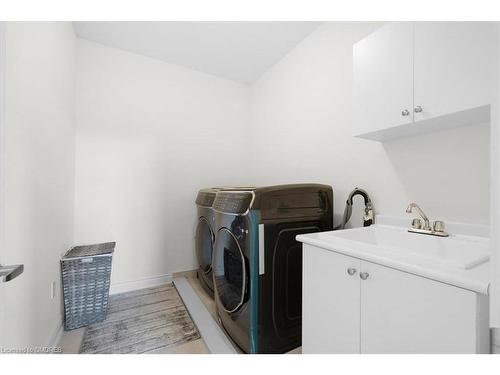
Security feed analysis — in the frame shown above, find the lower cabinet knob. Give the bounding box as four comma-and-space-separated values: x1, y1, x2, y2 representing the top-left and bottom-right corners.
401, 109, 410, 116
347, 267, 357, 276
360, 272, 370, 280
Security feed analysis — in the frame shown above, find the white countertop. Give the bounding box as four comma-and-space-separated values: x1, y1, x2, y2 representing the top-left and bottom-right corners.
296, 224, 490, 295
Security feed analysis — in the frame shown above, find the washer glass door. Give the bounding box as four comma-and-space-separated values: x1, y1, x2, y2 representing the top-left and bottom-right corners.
213, 228, 246, 313
196, 217, 214, 274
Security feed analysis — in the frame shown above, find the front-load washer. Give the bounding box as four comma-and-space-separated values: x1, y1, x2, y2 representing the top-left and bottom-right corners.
195, 186, 257, 297
212, 184, 333, 353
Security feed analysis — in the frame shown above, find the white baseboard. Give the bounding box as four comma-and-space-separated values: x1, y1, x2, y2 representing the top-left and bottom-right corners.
47, 319, 64, 347
109, 273, 173, 295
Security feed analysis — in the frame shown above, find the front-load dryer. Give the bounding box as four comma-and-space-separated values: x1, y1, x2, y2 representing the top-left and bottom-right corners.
212, 184, 333, 353
195, 188, 219, 297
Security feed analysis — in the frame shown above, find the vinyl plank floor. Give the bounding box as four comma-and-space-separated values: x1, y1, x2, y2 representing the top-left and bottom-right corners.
59, 283, 207, 354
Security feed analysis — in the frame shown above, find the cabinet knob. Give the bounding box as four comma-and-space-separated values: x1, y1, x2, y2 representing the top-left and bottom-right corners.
360, 272, 370, 280
347, 267, 357, 276
414, 106, 423, 113
401, 109, 410, 116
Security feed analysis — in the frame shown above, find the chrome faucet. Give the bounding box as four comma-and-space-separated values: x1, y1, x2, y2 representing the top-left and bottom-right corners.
406, 203, 431, 230
405, 202, 449, 237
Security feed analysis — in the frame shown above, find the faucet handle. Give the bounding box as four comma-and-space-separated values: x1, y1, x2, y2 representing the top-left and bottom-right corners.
411, 218, 423, 229
433, 221, 445, 233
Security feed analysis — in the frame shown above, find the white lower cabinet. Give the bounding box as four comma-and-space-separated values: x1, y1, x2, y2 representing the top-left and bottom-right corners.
302, 244, 490, 354
302, 246, 361, 353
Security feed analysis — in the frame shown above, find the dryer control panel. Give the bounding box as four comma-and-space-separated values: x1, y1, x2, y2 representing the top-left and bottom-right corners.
196, 190, 217, 207
213, 192, 253, 215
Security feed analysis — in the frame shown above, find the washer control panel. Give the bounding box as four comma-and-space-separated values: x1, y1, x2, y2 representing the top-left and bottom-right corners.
213, 192, 253, 215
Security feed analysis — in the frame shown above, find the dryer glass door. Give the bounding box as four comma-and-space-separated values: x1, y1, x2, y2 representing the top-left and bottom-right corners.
196, 217, 214, 274
213, 228, 246, 313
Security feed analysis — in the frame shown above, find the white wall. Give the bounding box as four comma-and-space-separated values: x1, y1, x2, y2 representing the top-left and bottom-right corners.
74, 23, 491, 291
0, 22, 76, 348
488, 23, 500, 349
0, 21, 492, 348
250, 22, 490, 227
74, 40, 251, 286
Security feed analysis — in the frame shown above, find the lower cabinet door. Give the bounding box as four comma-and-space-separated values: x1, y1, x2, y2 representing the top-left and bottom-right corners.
360, 261, 481, 353
302, 245, 361, 353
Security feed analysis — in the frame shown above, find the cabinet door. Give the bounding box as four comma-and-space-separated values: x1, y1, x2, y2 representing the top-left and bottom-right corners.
413, 22, 497, 122
353, 22, 414, 137
302, 245, 361, 353
360, 262, 480, 353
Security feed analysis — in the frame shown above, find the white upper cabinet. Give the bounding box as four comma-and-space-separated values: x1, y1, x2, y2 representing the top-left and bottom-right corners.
353, 22, 414, 137
353, 22, 497, 141
413, 22, 496, 122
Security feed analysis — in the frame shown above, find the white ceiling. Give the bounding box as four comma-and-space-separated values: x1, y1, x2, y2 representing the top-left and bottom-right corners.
73, 22, 321, 83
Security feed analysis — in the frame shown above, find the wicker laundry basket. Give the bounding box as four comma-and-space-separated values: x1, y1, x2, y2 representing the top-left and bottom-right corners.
61, 242, 115, 330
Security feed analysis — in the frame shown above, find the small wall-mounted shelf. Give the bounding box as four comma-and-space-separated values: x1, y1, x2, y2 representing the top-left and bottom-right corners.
355, 104, 490, 142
